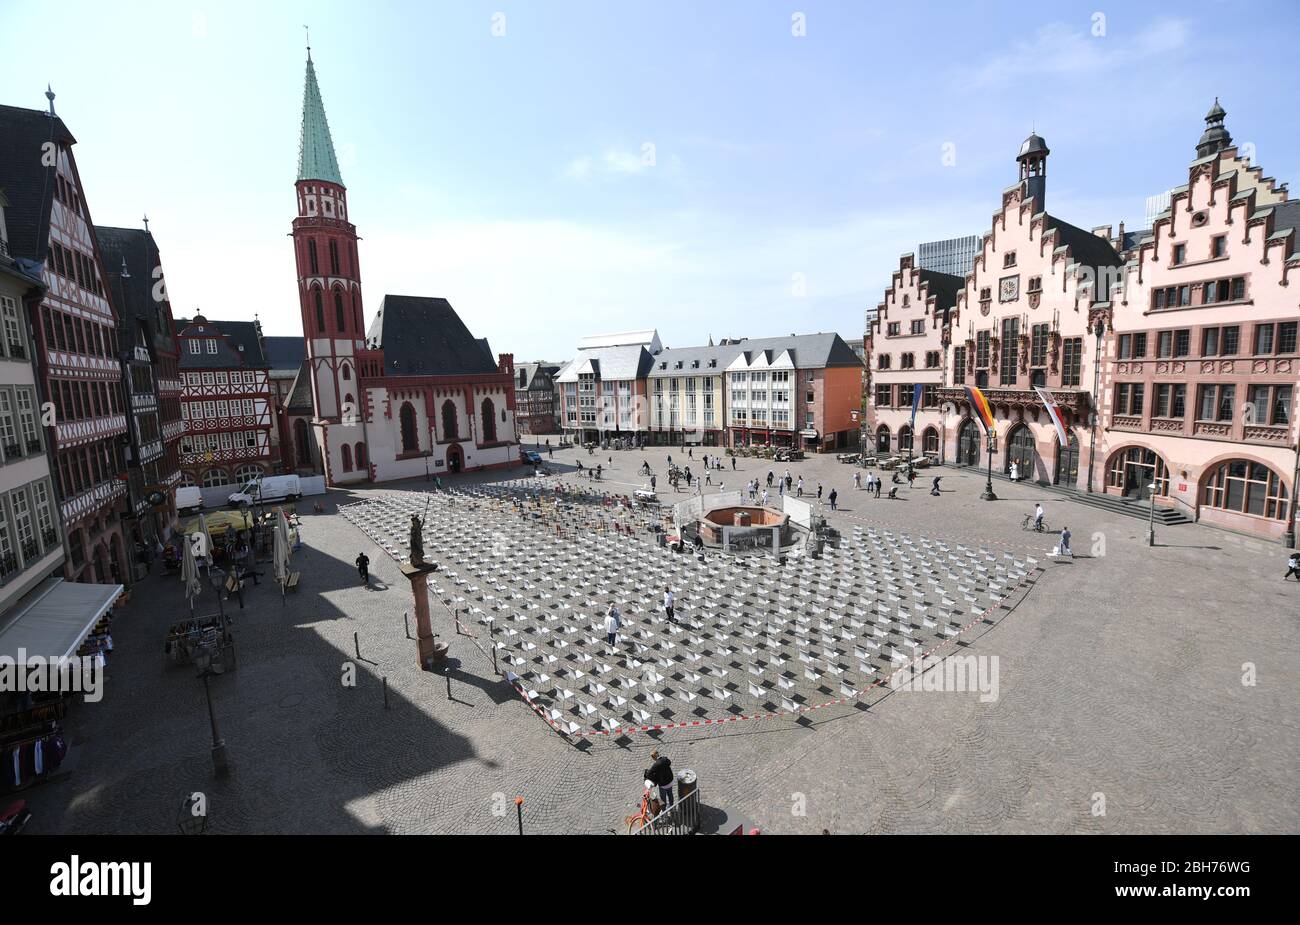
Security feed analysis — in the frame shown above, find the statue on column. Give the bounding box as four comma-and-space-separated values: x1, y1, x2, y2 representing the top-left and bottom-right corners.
409, 513, 425, 565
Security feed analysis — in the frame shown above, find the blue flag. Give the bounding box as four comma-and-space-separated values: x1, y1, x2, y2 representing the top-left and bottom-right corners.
909, 384, 923, 431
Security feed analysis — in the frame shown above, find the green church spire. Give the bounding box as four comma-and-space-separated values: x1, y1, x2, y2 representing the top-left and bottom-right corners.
297, 50, 344, 186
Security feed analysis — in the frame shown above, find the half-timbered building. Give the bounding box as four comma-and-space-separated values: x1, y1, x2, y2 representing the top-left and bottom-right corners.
97, 224, 183, 559
176, 316, 274, 488
0, 96, 130, 584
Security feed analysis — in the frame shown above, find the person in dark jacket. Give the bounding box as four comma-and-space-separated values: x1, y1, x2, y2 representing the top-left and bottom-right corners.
356, 553, 370, 585
646, 750, 674, 807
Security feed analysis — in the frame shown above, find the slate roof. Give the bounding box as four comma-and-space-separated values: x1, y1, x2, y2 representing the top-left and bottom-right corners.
0, 103, 76, 266
176, 317, 269, 369
515, 362, 561, 391
1266, 200, 1300, 259
95, 226, 177, 353
263, 335, 308, 376
646, 332, 863, 378
916, 268, 964, 313
1043, 215, 1122, 274
285, 360, 315, 413
365, 295, 499, 377
557, 344, 657, 383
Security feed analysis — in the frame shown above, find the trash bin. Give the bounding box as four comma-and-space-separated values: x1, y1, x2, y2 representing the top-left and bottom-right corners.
676, 769, 699, 833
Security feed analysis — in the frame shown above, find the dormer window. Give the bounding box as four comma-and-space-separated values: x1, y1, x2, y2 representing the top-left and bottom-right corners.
1172, 244, 1187, 265
206, 339, 218, 354
1028, 276, 1042, 292
1212, 236, 1226, 258
979, 287, 992, 302
1003, 251, 1016, 268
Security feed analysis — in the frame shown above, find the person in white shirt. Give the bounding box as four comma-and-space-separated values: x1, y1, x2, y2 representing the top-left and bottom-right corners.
1034, 502, 1045, 532
663, 588, 676, 623
604, 604, 622, 649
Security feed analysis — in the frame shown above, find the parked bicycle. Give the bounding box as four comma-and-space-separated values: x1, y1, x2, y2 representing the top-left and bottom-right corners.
624, 786, 662, 834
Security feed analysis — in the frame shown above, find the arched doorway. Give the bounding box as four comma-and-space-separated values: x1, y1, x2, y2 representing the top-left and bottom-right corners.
446, 443, 464, 474
294, 418, 311, 466
957, 418, 981, 467
1106, 446, 1169, 499
875, 425, 891, 454
1054, 432, 1080, 487
1005, 424, 1036, 479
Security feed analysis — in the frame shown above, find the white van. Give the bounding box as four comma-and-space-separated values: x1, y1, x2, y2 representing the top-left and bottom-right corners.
228, 474, 302, 507
176, 486, 204, 515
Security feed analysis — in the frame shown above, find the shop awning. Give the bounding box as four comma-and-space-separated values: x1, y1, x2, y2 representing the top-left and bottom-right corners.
0, 578, 123, 662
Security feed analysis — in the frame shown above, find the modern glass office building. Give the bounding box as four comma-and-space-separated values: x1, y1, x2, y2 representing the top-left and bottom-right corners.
916, 234, 981, 278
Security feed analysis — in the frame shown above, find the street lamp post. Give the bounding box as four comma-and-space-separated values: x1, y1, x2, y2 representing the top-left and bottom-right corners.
200, 669, 230, 777
981, 429, 998, 501
1147, 482, 1157, 547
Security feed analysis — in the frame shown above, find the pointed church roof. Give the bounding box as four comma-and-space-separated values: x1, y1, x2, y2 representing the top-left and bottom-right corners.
297, 53, 344, 186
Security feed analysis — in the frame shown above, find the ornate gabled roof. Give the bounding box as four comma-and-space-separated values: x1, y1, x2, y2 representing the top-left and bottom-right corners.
297, 54, 343, 186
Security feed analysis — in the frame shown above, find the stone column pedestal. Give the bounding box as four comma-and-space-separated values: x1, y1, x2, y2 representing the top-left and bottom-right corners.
400, 560, 444, 668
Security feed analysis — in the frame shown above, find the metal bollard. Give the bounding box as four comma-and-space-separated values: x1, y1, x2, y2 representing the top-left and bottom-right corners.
445, 667, 452, 700
382, 676, 389, 710
354, 631, 361, 660
404, 611, 412, 640
515, 796, 524, 835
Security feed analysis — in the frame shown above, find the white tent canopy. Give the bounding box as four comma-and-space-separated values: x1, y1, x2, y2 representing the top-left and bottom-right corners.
0, 578, 123, 661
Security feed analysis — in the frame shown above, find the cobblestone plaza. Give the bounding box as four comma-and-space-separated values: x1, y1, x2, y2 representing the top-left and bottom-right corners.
25, 447, 1300, 834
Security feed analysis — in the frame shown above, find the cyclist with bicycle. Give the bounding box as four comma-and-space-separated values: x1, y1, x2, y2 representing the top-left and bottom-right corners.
1033, 502, 1045, 532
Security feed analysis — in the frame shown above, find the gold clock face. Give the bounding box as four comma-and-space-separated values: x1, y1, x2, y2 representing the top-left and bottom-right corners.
999, 275, 1020, 302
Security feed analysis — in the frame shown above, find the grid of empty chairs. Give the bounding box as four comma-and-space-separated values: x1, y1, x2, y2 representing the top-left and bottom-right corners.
341, 479, 1037, 737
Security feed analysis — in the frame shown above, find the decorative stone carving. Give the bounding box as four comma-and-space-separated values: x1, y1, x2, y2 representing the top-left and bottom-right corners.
1217, 360, 1235, 374
1243, 425, 1288, 443
1028, 292, 1041, 309
1172, 361, 1185, 374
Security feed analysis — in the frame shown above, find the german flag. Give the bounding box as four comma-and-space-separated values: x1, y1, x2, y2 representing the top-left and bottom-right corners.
965, 385, 996, 433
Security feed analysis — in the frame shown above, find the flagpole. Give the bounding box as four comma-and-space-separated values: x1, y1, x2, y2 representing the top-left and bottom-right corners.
981, 426, 998, 501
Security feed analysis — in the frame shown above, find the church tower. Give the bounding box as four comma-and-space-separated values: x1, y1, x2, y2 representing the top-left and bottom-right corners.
291, 46, 365, 431
1016, 132, 1049, 208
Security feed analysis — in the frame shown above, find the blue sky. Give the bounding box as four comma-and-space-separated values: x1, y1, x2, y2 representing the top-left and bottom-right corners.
2, 0, 1296, 361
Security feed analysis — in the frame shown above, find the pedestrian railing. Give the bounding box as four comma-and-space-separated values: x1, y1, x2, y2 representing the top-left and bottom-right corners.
635, 786, 700, 835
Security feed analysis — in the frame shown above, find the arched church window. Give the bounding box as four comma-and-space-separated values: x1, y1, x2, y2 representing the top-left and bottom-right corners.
481, 398, 497, 442
441, 400, 458, 441
400, 402, 419, 453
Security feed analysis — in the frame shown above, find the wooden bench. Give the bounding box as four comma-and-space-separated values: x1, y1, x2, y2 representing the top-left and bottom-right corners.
283, 571, 302, 592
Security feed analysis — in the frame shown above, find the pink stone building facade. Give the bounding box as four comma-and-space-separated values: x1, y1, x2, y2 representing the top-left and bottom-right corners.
865, 102, 1299, 544
1101, 102, 1299, 541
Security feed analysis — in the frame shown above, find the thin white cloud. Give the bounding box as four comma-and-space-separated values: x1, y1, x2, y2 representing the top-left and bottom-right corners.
967, 17, 1191, 89
563, 145, 665, 181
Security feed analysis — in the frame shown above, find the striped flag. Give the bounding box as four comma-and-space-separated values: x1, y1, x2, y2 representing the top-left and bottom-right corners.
1035, 386, 1070, 449
965, 385, 995, 433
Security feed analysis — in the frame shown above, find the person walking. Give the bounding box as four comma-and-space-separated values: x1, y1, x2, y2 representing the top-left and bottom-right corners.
646, 750, 675, 808
797, 476, 804, 497
1009, 461, 1020, 483
1059, 526, 1074, 558
874, 475, 882, 499
731, 456, 736, 471
604, 604, 623, 652
828, 488, 838, 511
650, 474, 657, 490
688, 448, 693, 459
685, 468, 693, 488
667, 454, 673, 467
355, 552, 370, 586
761, 488, 770, 506
930, 476, 942, 496
1285, 552, 1300, 581
907, 468, 917, 489
865, 471, 875, 495
778, 479, 785, 497
767, 470, 774, 488
705, 470, 712, 486
664, 587, 677, 623
853, 470, 861, 491
817, 483, 823, 502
